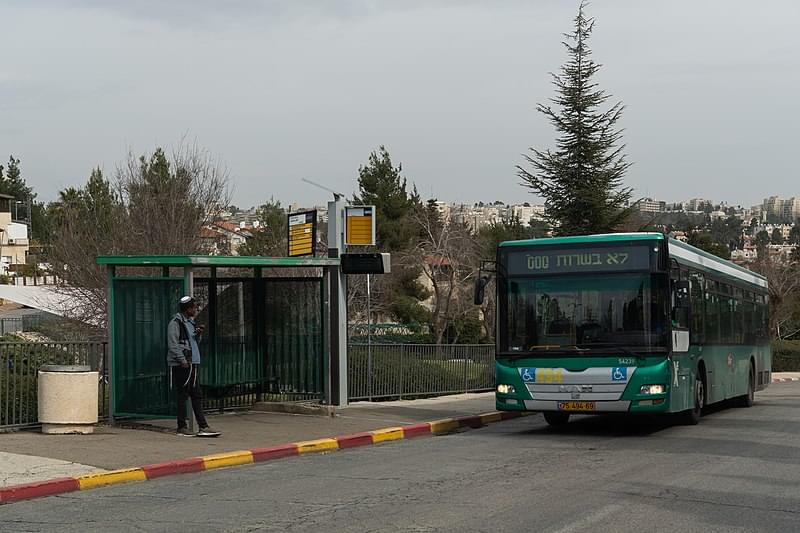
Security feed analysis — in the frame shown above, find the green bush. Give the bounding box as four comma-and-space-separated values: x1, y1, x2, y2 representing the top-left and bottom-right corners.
0, 373, 38, 426
773, 341, 800, 372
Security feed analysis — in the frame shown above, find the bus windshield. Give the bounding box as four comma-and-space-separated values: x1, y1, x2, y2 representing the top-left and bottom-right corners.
501, 273, 669, 354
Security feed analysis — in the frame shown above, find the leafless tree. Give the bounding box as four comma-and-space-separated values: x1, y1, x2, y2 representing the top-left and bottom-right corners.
47, 141, 231, 328
752, 256, 800, 340
408, 205, 481, 344
117, 141, 230, 254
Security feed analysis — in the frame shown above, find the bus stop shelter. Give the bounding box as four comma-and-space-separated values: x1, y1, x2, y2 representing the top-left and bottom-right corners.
96, 255, 345, 422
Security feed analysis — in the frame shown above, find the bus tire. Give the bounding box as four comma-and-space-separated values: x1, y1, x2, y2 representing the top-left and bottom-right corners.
679, 374, 705, 425
543, 411, 570, 426
737, 363, 755, 408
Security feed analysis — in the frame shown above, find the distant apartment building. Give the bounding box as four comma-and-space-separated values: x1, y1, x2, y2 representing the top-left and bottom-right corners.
730, 206, 756, 222
762, 196, 800, 221
685, 198, 709, 212
753, 223, 794, 241
448, 202, 547, 231
636, 197, 666, 214
511, 204, 546, 224
0, 194, 30, 274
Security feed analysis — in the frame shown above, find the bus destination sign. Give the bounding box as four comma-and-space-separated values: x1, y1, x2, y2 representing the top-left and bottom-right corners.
506, 245, 651, 275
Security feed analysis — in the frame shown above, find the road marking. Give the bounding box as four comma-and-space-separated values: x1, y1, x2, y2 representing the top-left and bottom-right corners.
549, 503, 624, 533
429, 419, 460, 433
479, 412, 503, 424
76, 468, 147, 490
296, 438, 339, 454
201, 451, 254, 470
370, 427, 404, 443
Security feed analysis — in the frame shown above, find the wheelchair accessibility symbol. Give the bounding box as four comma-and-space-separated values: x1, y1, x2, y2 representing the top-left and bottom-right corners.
520, 368, 535, 382
611, 367, 628, 381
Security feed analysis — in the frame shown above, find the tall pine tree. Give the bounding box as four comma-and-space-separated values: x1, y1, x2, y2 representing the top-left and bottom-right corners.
1, 155, 35, 202
352, 146, 420, 251
518, 2, 633, 236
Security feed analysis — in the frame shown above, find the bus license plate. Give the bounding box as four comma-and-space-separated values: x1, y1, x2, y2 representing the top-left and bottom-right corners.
558, 401, 596, 411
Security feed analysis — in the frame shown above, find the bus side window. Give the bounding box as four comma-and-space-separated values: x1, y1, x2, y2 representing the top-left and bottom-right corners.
689, 271, 705, 344
670, 269, 689, 329
757, 295, 769, 342
743, 291, 756, 345
705, 280, 721, 344
719, 283, 734, 344
733, 287, 744, 344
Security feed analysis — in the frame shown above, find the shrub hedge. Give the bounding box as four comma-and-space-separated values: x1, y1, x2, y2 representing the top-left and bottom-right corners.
772, 341, 800, 372
348, 346, 494, 400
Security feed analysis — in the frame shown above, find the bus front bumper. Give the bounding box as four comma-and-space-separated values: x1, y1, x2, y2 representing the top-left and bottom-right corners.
496, 397, 669, 414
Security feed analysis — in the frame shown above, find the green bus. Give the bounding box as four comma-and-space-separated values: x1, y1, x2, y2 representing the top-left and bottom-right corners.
476, 232, 771, 426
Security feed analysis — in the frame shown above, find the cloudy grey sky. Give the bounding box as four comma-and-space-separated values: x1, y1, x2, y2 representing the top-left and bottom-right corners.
1, 0, 798, 208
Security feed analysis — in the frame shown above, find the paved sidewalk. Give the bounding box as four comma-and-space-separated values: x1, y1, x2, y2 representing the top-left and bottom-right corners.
0, 393, 496, 488
0, 452, 103, 487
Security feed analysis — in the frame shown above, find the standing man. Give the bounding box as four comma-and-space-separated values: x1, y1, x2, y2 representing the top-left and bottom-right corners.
167, 296, 221, 437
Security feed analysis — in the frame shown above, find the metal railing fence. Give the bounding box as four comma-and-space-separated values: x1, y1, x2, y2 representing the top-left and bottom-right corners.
0, 316, 44, 337
0, 342, 108, 429
348, 344, 495, 401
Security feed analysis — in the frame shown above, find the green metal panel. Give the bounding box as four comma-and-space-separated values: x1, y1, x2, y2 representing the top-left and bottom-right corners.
109, 270, 326, 418
264, 279, 324, 400
191, 278, 262, 408
112, 278, 183, 418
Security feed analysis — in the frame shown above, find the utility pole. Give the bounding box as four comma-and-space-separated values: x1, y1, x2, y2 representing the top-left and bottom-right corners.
327, 197, 348, 407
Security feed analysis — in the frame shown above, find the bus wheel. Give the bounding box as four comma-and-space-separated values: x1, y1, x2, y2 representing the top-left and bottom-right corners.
543, 411, 570, 426
680, 376, 704, 425
737, 364, 755, 408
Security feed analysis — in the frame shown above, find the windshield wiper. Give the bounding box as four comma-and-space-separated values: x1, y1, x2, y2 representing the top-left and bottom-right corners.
528, 344, 588, 352
576, 343, 647, 360
502, 345, 589, 357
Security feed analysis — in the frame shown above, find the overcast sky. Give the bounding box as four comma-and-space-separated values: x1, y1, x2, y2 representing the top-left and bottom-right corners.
1, 0, 798, 208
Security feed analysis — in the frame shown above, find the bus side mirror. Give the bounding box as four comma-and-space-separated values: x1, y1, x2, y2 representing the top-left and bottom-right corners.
474, 276, 489, 305
675, 280, 690, 308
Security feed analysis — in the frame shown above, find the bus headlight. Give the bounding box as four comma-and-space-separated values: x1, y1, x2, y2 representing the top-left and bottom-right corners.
497, 384, 515, 394
640, 384, 665, 395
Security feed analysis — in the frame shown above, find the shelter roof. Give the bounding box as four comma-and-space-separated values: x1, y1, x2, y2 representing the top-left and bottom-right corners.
96, 255, 338, 267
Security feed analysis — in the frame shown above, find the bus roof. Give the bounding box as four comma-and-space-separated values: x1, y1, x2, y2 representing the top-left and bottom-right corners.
498, 232, 768, 290
498, 232, 665, 248
667, 238, 767, 289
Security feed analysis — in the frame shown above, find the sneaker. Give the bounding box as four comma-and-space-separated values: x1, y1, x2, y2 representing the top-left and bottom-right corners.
197, 426, 221, 437
176, 427, 195, 437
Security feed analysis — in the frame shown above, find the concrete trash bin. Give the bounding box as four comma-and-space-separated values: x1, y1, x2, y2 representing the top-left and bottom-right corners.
38, 365, 99, 434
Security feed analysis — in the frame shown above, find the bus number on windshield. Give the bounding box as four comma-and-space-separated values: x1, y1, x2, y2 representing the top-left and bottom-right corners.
527, 256, 550, 270
618, 358, 636, 366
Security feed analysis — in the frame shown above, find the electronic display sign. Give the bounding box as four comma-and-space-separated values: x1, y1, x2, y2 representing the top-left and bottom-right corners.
505, 245, 652, 276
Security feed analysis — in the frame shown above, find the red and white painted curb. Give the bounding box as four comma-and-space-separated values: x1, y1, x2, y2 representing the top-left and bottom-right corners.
0, 411, 524, 505
772, 377, 800, 383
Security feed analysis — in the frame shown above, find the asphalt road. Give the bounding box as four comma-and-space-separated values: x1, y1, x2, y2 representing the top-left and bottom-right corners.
4, 384, 800, 533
